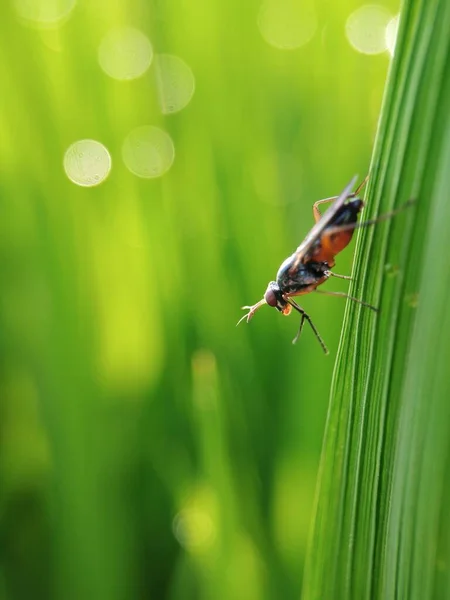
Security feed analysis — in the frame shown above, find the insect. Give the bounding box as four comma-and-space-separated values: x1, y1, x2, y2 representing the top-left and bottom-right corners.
237, 175, 412, 354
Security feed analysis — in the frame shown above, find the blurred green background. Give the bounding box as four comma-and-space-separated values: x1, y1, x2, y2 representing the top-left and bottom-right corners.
0, 1, 399, 599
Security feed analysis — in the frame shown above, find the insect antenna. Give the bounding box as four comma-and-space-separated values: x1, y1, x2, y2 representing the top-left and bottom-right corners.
236, 298, 266, 326
287, 299, 329, 354
314, 289, 378, 312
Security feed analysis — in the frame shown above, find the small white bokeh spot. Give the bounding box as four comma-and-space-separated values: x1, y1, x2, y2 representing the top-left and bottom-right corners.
346, 4, 392, 55
386, 15, 400, 56
258, 0, 317, 50
98, 27, 153, 81
13, 0, 77, 28
154, 54, 196, 115
63, 139, 112, 187
122, 126, 175, 179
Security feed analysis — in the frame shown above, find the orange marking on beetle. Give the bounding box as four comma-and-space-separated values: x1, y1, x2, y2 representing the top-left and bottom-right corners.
312, 229, 354, 266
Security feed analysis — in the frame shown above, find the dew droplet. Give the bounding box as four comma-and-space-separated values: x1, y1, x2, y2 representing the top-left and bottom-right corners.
384, 263, 400, 278
405, 292, 419, 308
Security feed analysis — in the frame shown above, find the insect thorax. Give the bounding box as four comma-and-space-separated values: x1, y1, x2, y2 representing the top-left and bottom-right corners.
276, 256, 328, 293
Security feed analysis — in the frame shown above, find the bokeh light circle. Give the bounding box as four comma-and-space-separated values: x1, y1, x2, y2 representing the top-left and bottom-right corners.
172, 509, 215, 551
385, 15, 400, 56
39, 29, 64, 52
98, 27, 153, 81
346, 4, 392, 55
13, 0, 76, 28
257, 0, 317, 50
154, 54, 196, 114
122, 126, 175, 178
63, 139, 112, 187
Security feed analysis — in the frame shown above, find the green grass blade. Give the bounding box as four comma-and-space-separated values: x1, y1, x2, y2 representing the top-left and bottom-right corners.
303, 0, 450, 598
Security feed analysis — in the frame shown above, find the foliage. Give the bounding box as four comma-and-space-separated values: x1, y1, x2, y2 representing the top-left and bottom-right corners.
0, 1, 401, 599
303, 0, 450, 597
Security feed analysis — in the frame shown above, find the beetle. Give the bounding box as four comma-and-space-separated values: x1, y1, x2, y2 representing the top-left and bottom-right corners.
237, 176, 412, 354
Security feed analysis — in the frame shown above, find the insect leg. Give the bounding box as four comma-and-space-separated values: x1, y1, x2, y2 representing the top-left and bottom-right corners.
354, 174, 369, 196
312, 176, 369, 222
286, 298, 329, 354
314, 289, 378, 312
324, 270, 352, 280
293, 312, 306, 344
313, 194, 356, 222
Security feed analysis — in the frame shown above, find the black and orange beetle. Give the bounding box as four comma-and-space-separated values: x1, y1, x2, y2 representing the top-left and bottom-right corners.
237, 176, 412, 354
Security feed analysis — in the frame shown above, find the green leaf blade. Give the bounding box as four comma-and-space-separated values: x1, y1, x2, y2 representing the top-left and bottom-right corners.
303, 0, 450, 598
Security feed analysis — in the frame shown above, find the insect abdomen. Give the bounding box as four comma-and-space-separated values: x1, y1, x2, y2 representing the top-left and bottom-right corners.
310, 199, 363, 265
332, 199, 364, 227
